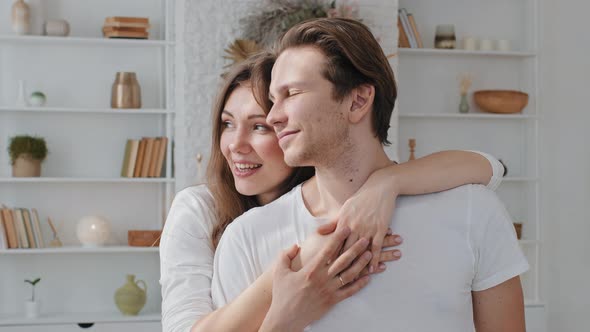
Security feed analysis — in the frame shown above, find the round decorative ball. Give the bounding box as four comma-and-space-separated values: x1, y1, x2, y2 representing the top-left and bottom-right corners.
76, 216, 111, 247
29, 91, 46, 107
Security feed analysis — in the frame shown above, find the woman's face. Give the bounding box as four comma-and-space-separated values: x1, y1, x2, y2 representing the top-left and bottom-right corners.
220, 84, 293, 204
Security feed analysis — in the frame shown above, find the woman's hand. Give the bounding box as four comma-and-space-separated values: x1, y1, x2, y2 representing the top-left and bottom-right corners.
259, 226, 372, 332
335, 165, 402, 274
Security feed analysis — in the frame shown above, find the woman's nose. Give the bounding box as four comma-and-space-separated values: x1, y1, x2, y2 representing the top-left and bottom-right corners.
228, 129, 252, 154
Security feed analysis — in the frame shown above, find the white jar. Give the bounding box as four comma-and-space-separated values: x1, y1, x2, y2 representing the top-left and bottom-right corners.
43, 19, 70, 37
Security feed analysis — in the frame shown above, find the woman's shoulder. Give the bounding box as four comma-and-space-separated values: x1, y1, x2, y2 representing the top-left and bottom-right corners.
164, 184, 217, 239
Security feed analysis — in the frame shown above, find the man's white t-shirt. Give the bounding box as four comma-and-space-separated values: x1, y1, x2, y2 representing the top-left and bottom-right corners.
211, 184, 529, 331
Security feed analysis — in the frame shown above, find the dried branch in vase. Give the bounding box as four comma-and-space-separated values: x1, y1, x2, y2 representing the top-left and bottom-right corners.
458, 73, 472, 96
223, 39, 262, 68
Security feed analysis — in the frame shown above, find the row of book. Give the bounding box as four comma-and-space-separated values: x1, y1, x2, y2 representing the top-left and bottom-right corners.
0, 207, 45, 249
121, 136, 168, 178
398, 8, 423, 48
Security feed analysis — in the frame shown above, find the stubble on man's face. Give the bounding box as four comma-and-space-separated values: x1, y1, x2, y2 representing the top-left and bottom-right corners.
271, 46, 354, 170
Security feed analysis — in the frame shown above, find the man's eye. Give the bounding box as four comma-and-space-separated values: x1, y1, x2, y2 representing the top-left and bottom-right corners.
288, 90, 300, 97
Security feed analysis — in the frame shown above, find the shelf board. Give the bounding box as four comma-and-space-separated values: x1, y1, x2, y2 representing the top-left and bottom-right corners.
0, 106, 173, 115
0, 177, 174, 184
503, 177, 539, 182
398, 113, 536, 119
398, 48, 536, 58
0, 35, 172, 47
0, 246, 159, 255
0, 311, 160, 326
519, 240, 541, 245
524, 301, 545, 308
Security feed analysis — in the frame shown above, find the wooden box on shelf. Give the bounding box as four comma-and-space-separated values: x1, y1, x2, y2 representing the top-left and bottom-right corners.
128, 230, 161, 247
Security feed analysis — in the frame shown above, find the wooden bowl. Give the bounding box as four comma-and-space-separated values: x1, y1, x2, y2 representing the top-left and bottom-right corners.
473, 90, 529, 114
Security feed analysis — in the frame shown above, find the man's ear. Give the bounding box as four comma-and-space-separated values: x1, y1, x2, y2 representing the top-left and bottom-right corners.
349, 84, 375, 124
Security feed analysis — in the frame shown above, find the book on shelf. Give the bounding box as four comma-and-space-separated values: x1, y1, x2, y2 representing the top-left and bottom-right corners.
121, 139, 133, 178
22, 209, 36, 248
31, 209, 45, 248
140, 137, 156, 177
148, 138, 161, 177
398, 8, 423, 48
0, 209, 7, 249
103, 17, 150, 39
1, 208, 18, 249
134, 138, 148, 177
13, 209, 29, 248
155, 137, 168, 178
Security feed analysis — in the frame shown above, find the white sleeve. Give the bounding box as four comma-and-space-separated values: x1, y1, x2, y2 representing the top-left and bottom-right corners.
211, 221, 260, 308
469, 186, 529, 291
159, 187, 216, 332
466, 150, 505, 191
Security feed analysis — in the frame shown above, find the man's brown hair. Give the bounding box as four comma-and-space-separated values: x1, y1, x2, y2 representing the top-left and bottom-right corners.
274, 17, 397, 145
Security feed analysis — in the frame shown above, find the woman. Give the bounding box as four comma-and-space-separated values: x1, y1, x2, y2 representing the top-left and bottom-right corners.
160, 54, 505, 332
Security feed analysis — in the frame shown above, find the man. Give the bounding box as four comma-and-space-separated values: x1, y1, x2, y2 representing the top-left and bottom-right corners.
212, 18, 528, 331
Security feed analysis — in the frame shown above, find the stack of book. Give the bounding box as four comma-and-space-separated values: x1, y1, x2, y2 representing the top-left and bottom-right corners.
398, 8, 423, 48
102, 16, 150, 39
121, 137, 168, 178
0, 206, 45, 250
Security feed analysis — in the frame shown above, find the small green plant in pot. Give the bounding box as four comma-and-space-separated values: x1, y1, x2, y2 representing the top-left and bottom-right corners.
8, 135, 48, 177
24, 278, 41, 318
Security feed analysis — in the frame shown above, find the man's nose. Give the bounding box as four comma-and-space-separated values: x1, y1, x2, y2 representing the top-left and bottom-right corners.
266, 101, 287, 129
228, 129, 252, 154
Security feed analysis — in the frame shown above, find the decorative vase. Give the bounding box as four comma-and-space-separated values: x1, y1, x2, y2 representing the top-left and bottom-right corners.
43, 19, 70, 37
111, 72, 141, 109
76, 216, 111, 247
114, 274, 147, 316
459, 94, 469, 113
29, 91, 46, 107
11, 0, 31, 35
16, 80, 28, 107
12, 154, 41, 177
25, 300, 39, 318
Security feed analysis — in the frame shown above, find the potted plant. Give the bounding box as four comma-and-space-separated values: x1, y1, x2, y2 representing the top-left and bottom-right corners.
24, 277, 41, 318
8, 135, 48, 177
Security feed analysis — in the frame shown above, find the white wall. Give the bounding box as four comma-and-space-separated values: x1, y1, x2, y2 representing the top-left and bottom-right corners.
540, 0, 590, 330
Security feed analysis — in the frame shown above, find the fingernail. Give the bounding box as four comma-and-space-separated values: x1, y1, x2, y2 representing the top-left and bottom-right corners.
393, 250, 401, 257
369, 265, 374, 274
359, 237, 369, 246
387, 228, 392, 235
395, 236, 403, 244
364, 251, 373, 260
379, 263, 386, 271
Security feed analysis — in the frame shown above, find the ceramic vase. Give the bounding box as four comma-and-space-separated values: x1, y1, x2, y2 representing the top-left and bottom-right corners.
11, 0, 31, 35
111, 72, 141, 108
12, 154, 41, 177
29, 92, 46, 107
16, 80, 28, 107
459, 94, 469, 113
25, 300, 39, 318
114, 274, 147, 316
44, 19, 70, 37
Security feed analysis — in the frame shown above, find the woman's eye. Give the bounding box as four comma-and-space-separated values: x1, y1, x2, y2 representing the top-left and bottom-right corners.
254, 124, 269, 131
222, 121, 233, 129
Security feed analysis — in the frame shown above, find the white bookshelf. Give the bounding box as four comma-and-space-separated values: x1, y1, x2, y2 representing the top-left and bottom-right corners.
397, 0, 543, 326
0, 0, 174, 330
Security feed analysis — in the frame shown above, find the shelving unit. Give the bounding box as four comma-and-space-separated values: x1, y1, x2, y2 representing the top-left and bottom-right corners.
396, 0, 543, 327
0, 1, 173, 331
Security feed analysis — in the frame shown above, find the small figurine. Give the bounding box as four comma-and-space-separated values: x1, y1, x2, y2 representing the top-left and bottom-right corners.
47, 217, 63, 247
408, 138, 416, 161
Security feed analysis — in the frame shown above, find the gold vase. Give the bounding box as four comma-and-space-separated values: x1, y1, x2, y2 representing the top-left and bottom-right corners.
111, 72, 141, 109
114, 274, 147, 316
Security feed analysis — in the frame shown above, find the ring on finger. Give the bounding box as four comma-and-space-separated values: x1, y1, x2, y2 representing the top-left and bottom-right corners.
338, 274, 345, 287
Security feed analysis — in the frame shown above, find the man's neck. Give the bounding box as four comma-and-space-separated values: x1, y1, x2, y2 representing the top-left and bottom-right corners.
302, 140, 392, 219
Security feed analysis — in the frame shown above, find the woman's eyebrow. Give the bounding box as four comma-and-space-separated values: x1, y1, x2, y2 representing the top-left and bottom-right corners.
221, 110, 233, 117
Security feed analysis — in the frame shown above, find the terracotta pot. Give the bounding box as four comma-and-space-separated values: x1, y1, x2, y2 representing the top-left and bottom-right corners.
12, 154, 41, 177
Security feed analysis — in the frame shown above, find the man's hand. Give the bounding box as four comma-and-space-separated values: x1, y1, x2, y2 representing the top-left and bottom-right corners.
472, 276, 526, 332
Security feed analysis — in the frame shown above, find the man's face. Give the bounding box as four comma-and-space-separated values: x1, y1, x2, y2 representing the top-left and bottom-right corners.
267, 46, 351, 167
